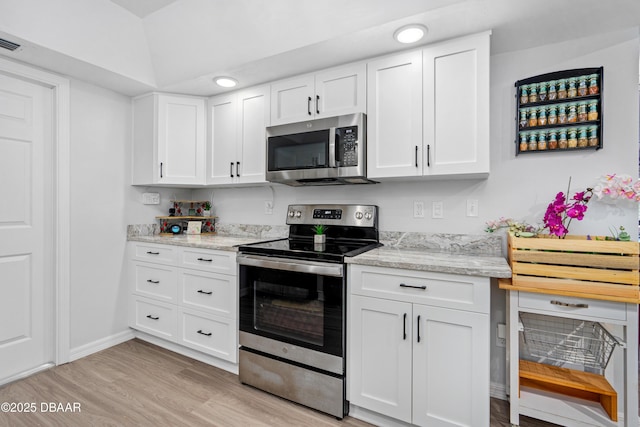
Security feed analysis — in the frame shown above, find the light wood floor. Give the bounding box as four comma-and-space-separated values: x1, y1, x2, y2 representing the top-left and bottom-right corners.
0, 339, 561, 426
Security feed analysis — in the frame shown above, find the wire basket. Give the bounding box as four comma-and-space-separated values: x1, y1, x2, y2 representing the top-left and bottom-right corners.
519, 312, 619, 374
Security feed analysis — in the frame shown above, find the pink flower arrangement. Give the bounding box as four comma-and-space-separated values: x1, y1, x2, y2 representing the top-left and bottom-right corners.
543, 188, 593, 238
592, 174, 640, 202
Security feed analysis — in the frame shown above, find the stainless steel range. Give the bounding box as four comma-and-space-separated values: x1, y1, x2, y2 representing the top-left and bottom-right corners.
237, 204, 380, 418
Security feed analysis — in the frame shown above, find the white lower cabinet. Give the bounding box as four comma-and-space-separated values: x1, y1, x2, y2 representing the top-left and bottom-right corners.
128, 242, 238, 365
348, 264, 490, 427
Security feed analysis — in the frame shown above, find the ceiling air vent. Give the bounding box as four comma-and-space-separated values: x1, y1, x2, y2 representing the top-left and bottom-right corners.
0, 38, 21, 52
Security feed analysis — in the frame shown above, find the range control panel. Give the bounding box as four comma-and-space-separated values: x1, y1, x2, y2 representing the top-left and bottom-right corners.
287, 204, 377, 227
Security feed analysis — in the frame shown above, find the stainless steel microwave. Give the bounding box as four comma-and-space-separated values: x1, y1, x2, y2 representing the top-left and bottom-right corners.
265, 113, 375, 186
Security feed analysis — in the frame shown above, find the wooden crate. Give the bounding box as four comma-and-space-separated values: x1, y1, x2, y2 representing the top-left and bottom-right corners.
519, 360, 617, 421
499, 233, 640, 303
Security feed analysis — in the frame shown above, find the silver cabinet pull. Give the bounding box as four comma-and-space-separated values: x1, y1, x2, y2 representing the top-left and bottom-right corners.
550, 300, 589, 308
146, 315, 159, 320
399, 283, 427, 290
316, 95, 320, 114
307, 96, 312, 115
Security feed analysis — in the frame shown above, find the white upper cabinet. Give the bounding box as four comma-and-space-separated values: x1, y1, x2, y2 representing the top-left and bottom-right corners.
132, 93, 206, 185
366, 51, 423, 179
367, 31, 491, 180
270, 63, 366, 125
208, 85, 270, 185
423, 32, 490, 176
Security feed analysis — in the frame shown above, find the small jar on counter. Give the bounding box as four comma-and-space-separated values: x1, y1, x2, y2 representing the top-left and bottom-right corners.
587, 100, 599, 121
548, 130, 558, 150
567, 77, 578, 98
588, 125, 599, 147
520, 85, 529, 104
557, 103, 567, 124
528, 107, 538, 127
558, 129, 568, 149
537, 130, 548, 150
547, 105, 558, 125
537, 106, 547, 126
588, 74, 599, 95
577, 101, 588, 122
548, 80, 557, 100
538, 81, 548, 102
577, 75, 588, 97
519, 132, 529, 152
567, 102, 578, 123
528, 83, 538, 103
567, 128, 578, 148
519, 109, 528, 128
577, 126, 588, 147
557, 79, 567, 99
528, 131, 538, 151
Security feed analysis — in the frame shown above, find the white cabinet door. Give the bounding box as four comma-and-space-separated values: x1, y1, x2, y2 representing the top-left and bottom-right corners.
208, 94, 237, 185
133, 93, 206, 185
412, 304, 490, 427
157, 94, 206, 184
270, 74, 315, 125
236, 86, 269, 184
315, 63, 366, 118
423, 32, 490, 177
366, 51, 423, 178
349, 295, 413, 423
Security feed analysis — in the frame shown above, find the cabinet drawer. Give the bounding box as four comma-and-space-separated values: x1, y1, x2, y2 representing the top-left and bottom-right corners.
518, 292, 626, 322
131, 243, 178, 265
132, 262, 178, 302
179, 269, 236, 318
130, 297, 177, 341
180, 248, 235, 274
349, 265, 490, 313
178, 308, 237, 362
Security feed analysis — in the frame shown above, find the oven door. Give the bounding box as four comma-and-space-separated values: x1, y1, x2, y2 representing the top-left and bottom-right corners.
238, 254, 345, 364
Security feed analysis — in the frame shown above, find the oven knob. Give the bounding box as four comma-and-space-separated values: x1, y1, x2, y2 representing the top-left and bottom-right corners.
288, 210, 295, 218
295, 211, 301, 218
364, 212, 372, 220
355, 211, 363, 220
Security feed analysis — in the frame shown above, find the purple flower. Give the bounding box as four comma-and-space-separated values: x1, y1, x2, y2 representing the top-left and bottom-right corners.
542, 186, 593, 238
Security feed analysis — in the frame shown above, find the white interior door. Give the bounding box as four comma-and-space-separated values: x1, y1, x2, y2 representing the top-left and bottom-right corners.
0, 72, 53, 382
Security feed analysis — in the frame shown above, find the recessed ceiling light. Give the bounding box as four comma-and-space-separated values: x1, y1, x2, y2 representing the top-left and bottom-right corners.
394, 24, 428, 44
214, 77, 238, 88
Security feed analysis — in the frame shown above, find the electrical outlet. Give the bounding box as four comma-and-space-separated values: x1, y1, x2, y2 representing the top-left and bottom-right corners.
466, 199, 479, 217
413, 201, 424, 218
142, 192, 160, 205
264, 200, 273, 215
432, 201, 443, 219
496, 323, 506, 348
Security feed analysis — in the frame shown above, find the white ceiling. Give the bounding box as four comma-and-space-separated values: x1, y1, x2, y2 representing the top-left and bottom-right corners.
1, 0, 639, 96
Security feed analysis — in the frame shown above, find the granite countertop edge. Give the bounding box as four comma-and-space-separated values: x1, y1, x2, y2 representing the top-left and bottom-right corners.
346, 246, 512, 279
127, 224, 512, 278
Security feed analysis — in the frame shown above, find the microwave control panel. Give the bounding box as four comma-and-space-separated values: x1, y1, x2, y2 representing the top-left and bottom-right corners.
336, 126, 358, 167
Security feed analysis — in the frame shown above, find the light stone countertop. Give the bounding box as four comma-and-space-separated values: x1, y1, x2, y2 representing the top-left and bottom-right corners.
127, 234, 266, 252
346, 246, 512, 278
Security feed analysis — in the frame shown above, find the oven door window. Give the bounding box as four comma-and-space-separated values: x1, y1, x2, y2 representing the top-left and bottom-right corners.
267, 129, 329, 171
240, 265, 343, 357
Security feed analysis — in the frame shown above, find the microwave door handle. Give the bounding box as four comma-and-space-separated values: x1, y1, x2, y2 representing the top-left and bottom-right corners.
328, 127, 337, 168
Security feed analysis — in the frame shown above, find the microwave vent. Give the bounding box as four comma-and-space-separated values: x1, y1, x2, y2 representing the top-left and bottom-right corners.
0, 38, 21, 52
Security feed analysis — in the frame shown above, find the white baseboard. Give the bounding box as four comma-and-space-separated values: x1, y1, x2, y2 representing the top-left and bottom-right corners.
1, 363, 55, 387
69, 329, 135, 362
